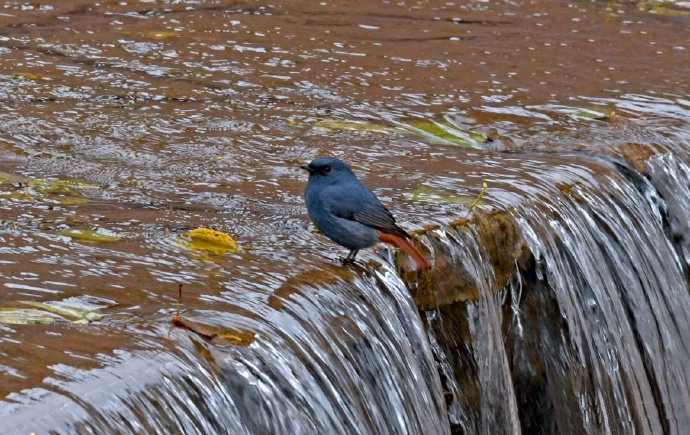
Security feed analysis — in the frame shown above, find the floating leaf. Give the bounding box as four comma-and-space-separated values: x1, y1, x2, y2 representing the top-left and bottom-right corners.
402, 118, 489, 148
57, 229, 123, 243
177, 227, 238, 253
312, 119, 395, 134
404, 185, 489, 207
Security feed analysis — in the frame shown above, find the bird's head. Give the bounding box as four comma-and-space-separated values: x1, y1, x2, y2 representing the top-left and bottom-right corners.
300, 156, 356, 185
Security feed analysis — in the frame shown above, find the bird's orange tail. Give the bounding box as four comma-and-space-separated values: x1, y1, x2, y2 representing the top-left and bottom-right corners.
377, 231, 431, 269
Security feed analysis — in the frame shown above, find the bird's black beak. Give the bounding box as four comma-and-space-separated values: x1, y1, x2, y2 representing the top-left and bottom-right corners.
300, 164, 313, 174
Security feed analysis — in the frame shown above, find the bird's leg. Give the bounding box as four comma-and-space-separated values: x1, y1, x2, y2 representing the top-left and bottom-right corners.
346, 249, 359, 262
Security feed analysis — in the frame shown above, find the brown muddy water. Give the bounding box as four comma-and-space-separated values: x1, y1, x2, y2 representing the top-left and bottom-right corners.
0, 1, 689, 434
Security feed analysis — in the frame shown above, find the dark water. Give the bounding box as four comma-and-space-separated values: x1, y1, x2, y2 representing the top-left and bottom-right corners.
0, 1, 689, 433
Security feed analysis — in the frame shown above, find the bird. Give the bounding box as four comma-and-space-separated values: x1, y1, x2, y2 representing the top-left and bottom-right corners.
300, 156, 430, 269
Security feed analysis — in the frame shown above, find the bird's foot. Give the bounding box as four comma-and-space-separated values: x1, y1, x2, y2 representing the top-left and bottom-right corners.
339, 249, 361, 266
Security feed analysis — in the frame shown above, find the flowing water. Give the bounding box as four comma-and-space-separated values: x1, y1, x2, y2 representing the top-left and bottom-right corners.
0, 1, 689, 434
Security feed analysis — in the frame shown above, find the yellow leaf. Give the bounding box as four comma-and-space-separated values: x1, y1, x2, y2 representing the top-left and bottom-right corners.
179, 227, 238, 253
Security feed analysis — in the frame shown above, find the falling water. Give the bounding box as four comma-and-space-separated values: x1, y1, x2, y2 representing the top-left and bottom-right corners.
417, 148, 690, 434
3, 265, 449, 434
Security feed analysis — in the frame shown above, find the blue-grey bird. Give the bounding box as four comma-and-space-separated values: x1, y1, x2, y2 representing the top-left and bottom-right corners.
301, 156, 430, 268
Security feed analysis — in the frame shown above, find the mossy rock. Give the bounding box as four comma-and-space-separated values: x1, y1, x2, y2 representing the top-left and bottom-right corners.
399, 209, 531, 310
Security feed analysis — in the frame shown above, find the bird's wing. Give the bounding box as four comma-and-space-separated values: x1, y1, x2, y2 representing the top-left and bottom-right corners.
323, 183, 410, 239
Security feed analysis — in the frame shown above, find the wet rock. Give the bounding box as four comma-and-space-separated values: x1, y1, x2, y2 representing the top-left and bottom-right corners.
400, 209, 531, 310
615, 142, 690, 282
617, 142, 664, 173
268, 264, 355, 310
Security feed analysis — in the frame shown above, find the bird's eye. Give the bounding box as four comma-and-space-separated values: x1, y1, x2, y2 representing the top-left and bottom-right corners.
322, 166, 332, 174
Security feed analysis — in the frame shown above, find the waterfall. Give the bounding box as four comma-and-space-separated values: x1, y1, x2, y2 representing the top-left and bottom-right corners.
2, 266, 449, 434
415, 146, 690, 434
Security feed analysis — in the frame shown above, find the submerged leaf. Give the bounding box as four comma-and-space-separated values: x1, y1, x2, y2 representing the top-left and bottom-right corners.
177, 227, 239, 253
0, 297, 108, 325
571, 108, 613, 120
14, 72, 52, 81
172, 315, 255, 346
543, 105, 614, 121
24, 177, 97, 195
1, 174, 96, 204
312, 119, 395, 134
17, 301, 103, 322
146, 30, 179, 39
404, 185, 489, 207
402, 118, 489, 148
0, 308, 63, 325
312, 116, 489, 147
637, 1, 690, 16
58, 229, 123, 243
